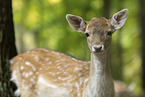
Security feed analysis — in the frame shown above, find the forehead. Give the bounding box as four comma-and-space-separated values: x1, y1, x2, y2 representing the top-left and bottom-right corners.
87, 17, 110, 31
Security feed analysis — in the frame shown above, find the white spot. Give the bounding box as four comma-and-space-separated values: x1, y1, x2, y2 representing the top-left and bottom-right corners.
39, 68, 42, 70
32, 66, 36, 71
29, 84, 33, 87
61, 53, 64, 55
56, 72, 60, 74
25, 61, 31, 65
57, 66, 61, 69
25, 61, 36, 71
34, 56, 39, 60
85, 66, 89, 69
39, 61, 42, 64
45, 58, 49, 61
74, 67, 81, 71
84, 78, 88, 83
36, 72, 39, 75
51, 51, 56, 54
14, 89, 20, 96
10, 60, 14, 64
56, 53, 60, 56
61, 69, 65, 72
48, 62, 52, 64
43, 49, 49, 52
20, 66, 24, 70
61, 75, 72, 81
62, 83, 67, 86
48, 72, 52, 74
61, 77, 70, 81
22, 72, 25, 76
41, 63, 44, 66
23, 72, 29, 78
22, 84, 28, 89
56, 60, 60, 63
68, 83, 73, 87
66, 69, 70, 71
41, 56, 45, 59
78, 73, 82, 76
33, 76, 36, 78
78, 93, 81, 96
63, 72, 67, 74
19, 57, 22, 60
72, 58, 78, 61
30, 78, 35, 83
22, 79, 25, 83
75, 82, 79, 88
58, 77, 61, 79
54, 79, 57, 81
38, 76, 58, 88
29, 71, 33, 75
79, 78, 84, 85
56, 63, 61, 66
25, 73, 29, 78
59, 68, 63, 71
60, 59, 65, 62
52, 73, 55, 76
10, 71, 15, 81
10, 71, 17, 84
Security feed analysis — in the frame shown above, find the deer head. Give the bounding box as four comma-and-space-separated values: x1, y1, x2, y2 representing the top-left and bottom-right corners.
66, 9, 128, 53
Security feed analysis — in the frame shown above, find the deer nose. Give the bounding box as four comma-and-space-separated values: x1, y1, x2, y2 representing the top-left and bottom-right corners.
92, 45, 104, 52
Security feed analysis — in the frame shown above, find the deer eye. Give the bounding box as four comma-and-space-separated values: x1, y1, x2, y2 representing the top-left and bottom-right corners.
85, 33, 90, 37
107, 31, 112, 36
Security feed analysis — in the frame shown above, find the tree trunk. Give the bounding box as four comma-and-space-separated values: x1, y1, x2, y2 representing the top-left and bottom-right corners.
103, 0, 111, 18
0, 0, 17, 96
139, 0, 145, 92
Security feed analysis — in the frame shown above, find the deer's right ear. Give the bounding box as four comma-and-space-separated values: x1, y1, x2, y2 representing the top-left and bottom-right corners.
66, 14, 86, 32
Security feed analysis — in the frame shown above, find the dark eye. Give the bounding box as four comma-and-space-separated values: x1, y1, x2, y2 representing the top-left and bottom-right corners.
107, 31, 112, 36
85, 33, 90, 37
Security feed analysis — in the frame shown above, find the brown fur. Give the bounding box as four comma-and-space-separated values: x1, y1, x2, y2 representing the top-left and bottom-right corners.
11, 9, 129, 97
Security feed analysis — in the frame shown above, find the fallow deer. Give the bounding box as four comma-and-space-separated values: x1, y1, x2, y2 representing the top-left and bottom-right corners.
10, 9, 129, 97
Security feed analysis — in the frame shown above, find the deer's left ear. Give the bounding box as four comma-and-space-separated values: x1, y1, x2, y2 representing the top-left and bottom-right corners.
111, 9, 129, 29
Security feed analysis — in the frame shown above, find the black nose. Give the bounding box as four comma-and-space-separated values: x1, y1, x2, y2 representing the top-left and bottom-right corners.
94, 46, 102, 52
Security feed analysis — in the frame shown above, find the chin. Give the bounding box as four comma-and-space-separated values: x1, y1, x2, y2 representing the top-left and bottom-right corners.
92, 50, 103, 54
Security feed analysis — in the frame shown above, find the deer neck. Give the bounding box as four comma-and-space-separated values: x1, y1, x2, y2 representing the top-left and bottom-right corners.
83, 50, 114, 97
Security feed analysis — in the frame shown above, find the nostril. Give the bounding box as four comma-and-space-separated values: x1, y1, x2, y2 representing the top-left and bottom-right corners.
94, 46, 102, 52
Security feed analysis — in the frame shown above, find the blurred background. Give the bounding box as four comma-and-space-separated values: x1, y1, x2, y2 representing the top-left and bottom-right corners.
12, 0, 144, 96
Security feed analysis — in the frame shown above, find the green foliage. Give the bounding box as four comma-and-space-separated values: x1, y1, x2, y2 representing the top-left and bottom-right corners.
13, 0, 142, 95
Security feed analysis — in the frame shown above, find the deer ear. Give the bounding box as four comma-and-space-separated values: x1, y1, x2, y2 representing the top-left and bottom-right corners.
66, 14, 86, 32
111, 9, 129, 29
